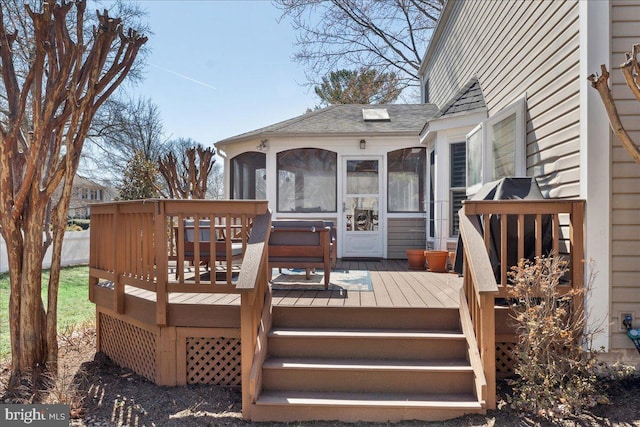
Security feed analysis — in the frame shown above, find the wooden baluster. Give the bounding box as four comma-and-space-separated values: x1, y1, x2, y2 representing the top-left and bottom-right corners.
535, 213, 542, 258
194, 214, 201, 286
155, 201, 168, 326
177, 214, 185, 284
552, 213, 560, 255
517, 214, 525, 264
500, 215, 507, 287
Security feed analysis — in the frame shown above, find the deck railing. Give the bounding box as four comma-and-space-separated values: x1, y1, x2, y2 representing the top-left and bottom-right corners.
89, 199, 270, 324
458, 199, 585, 410
89, 199, 273, 416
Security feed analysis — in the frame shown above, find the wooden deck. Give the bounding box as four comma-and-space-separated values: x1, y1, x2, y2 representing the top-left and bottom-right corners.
119, 259, 462, 309
89, 199, 586, 422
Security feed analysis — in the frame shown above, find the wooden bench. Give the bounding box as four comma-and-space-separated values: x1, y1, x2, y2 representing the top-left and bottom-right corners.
268, 220, 332, 289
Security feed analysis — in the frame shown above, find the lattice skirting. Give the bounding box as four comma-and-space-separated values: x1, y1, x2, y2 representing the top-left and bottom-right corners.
99, 312, 158, 383
185, 337, 241, 386
496, 341, 516, 378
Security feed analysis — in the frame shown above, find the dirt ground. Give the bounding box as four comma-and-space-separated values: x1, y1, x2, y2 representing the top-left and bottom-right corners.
2, 327, 640, 427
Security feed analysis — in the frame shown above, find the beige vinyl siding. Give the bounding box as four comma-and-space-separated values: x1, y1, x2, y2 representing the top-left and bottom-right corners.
387, 218, 426, 259
424, 0, 580, 198
610, 0, 640, 350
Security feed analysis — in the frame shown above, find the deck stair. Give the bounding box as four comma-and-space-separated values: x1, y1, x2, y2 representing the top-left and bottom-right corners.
249, 305, 486, 423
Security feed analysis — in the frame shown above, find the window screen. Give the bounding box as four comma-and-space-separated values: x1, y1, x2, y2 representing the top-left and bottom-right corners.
277, 148, 337, 212
387, 148, 426, 212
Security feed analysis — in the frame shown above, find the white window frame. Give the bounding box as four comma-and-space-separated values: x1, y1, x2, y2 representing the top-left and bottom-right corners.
465, 97, 526, 196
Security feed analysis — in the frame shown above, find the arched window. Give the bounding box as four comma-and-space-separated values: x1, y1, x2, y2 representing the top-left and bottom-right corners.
230, 152, 266, 199
387, 147, 426, 212
277, 148, 337, 212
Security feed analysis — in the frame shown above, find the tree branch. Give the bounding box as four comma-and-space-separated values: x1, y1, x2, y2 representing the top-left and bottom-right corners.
588, 64, 640, 165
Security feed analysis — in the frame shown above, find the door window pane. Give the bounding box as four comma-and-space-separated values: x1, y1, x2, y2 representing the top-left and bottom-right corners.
347, 160, 378, 194
387, 148, 425, 212
277, 148, 337, 212
345, 197, 378, 231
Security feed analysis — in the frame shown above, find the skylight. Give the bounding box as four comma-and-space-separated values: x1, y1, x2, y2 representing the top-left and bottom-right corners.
362, 108, 390, 121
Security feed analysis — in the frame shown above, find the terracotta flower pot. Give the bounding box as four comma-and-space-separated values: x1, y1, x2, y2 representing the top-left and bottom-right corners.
424, 250, 449, 273
406, 249, 426, 270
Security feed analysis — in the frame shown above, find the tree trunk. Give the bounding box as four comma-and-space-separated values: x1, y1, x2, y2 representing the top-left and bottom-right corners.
15, 205, 48, 377
0, 2, 147, 387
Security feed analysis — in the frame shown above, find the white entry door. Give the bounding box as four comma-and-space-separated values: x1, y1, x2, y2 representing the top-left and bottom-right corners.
341, 157, 383, 258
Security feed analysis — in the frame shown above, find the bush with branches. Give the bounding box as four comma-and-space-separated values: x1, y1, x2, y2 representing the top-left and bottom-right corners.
506, 255, 603, 417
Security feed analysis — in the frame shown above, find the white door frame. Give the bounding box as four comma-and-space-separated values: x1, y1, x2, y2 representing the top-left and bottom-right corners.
339, 155, 385, 258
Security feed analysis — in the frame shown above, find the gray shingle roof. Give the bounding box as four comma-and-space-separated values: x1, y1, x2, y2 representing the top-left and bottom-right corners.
435, 77, 486, 118
216, 104, 439, 145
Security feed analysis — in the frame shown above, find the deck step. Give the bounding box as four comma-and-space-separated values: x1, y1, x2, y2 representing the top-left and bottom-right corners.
263, 357, 473, 371
269, 328, 464, 339
251, 391, 484, 423
252, 305, 485, 423
268, 328, 468, 361
272, 306, 461, 331
262, 357, 474, 394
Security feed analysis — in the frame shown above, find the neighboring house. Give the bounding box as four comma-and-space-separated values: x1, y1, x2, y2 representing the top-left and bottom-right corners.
215, 104, 438, 259
66, 175, 115, 218
418, 0, 640, 357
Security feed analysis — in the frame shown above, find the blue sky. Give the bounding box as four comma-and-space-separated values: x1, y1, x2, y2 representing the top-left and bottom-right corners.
123, 1, 317, 147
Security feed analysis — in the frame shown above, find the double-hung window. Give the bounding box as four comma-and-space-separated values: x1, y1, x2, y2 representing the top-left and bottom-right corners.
466, 98, 526, 195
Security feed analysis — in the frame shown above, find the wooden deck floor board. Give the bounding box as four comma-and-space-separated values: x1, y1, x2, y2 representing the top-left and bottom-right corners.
109, 259, 463, 310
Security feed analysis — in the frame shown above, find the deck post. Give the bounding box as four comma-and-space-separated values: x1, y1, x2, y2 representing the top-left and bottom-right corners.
480, 293, 496, 410
156, 326, 177, 386
570, 201, 586, 328
240, 290, 256, 419
155, 200, 168, 326
114, 204, 125, 314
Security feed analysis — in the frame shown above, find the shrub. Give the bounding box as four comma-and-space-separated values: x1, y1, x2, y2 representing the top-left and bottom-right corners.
506, 255, 603, 417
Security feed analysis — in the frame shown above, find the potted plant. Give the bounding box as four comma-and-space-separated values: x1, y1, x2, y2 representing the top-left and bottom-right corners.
406, 249, 426, 270
424, 250, 449, 273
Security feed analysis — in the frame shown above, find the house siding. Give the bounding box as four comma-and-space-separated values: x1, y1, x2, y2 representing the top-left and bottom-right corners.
387, 218, 426, 259
610, 0, 640, 350
423, 0, 581, 198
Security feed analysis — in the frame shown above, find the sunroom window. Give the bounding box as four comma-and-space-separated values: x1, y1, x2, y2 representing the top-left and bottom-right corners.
230, 152, 266, 199
387, 147, 426, 212
466, 98, 526, 195
277, 148, 337, 212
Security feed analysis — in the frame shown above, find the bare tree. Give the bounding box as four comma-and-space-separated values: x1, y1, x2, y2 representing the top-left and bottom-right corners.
158, 139, 216, 199
207, 160, 224, 200
274, 0, 443, 94
0, 1, 146, 384
588, 43, 640, 165
314, 67, 402, 106
84, 96, 166, 182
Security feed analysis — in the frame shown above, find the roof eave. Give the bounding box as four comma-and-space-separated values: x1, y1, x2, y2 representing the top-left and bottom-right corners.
419, 0, 457, 76
216, 129, 426, 147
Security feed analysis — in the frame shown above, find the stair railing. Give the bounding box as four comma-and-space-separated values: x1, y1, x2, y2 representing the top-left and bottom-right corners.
458, 205, 499, 410
236, 210, 272, 419
458, 199, 586, 410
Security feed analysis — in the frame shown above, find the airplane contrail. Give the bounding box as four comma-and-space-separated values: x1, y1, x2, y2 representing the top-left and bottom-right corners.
151, 64, 216, 90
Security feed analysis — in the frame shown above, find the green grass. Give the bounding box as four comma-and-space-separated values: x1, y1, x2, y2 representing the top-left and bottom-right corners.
0, 265, 94, 359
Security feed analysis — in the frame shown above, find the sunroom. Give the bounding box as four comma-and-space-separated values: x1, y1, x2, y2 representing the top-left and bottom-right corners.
215, 104, 438, 259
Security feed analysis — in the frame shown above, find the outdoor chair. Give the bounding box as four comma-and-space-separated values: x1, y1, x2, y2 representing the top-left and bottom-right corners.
323, 221, 337, 269
268, 220, 332, 289
178, 220, 244, 276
